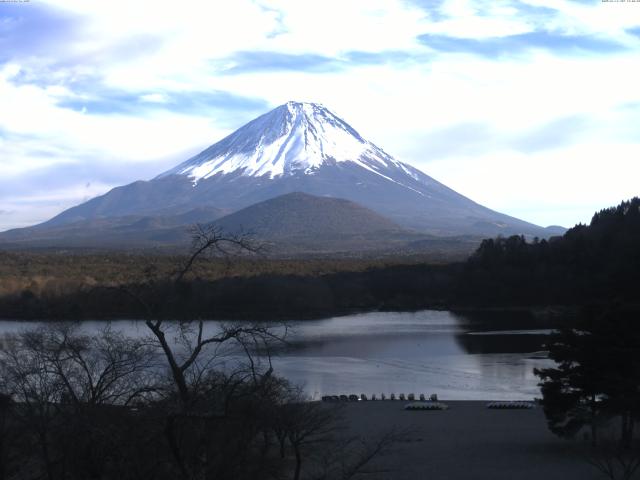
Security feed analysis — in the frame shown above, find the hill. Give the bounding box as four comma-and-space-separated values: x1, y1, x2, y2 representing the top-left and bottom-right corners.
214, 192, 402, 237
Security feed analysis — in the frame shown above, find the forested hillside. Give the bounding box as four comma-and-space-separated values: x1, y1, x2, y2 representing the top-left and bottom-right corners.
457, 198, 640, 306
1, 199, 637, 320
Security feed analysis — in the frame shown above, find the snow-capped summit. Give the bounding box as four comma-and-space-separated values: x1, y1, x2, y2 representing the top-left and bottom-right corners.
160, 101, 414, 183
29, 101, 552, 239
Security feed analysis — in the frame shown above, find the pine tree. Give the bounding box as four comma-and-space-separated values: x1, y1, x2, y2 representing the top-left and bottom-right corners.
535, 305, 640, 447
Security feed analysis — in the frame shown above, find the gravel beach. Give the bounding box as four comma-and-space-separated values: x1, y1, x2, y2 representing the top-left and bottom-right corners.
339, 401, 600, 480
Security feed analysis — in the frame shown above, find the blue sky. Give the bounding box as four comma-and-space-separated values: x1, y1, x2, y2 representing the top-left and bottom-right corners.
1, 0, 640, 230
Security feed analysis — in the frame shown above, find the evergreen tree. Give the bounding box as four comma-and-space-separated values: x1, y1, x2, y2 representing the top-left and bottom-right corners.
535, 306, 640, 447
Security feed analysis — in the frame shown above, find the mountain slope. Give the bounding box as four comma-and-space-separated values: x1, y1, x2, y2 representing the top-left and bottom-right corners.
0, 192, 482, 257
2, 101, 559, 249
0, 207, 225, 248
211, 192, 476, 255
214, 192, 402, 238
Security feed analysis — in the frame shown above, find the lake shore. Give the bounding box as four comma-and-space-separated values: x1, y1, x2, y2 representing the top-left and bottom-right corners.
337, 400, 598, 480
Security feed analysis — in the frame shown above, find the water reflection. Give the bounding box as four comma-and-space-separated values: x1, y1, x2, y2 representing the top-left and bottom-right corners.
454, 332, 548, 354
0, 310, 554, 400
269, 310, 553, 400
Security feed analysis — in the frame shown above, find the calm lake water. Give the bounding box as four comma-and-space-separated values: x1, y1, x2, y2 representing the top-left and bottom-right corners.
0, 310, 554, 400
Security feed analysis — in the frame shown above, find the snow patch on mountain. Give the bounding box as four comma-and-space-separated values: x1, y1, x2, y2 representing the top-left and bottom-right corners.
159, 102, 417, 186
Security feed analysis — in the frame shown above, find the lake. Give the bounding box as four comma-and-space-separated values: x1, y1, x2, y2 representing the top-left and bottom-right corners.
0, 310, 554, 400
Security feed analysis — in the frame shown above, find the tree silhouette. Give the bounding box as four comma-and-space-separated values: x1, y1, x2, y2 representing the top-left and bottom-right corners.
536, 305, 640, 448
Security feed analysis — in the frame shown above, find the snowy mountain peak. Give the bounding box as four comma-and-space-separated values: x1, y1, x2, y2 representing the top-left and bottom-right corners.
159, 101, 405, 182
280, 101, 365, 143
25, 103, 550, 240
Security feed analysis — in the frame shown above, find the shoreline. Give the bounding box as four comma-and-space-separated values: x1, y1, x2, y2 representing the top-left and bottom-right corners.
0, 304, 576, 323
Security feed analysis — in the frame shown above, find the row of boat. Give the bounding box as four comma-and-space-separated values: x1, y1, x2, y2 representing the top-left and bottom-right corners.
321, 393, 438, 402
320, 395, 536, 410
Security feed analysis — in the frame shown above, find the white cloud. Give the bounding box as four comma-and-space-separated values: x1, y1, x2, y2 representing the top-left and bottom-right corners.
1, 0, 639, 230
423, 142, 640, 227
139, 93, 168, 103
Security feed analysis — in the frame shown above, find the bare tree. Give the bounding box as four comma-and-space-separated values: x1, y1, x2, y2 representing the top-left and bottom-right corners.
20, 324, 157, 407
174, 224, 263, 283
1, 330, 66, 480
267, 384, 402, 480
116, 223, 282, 410
305, 429, 403, 480
0, 393, 16, 480
113, 224, 294, 480
586, 432, 640, 480
282, 399, 341, 480
0, 324, 159, 480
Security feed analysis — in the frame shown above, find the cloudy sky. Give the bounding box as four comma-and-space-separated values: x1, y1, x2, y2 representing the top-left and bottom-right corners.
1, 0, 639, 231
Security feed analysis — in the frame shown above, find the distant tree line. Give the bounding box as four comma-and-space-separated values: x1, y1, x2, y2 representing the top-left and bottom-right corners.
0, 264, 456, 321
457, 197, 640, 306
1, 198, 639, 321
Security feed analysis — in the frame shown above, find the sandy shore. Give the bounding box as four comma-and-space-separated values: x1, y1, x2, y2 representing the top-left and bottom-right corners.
337, 401, 599, 480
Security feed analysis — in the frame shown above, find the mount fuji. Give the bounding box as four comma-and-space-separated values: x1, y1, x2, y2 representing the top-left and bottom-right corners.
0, 102, 561, 251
